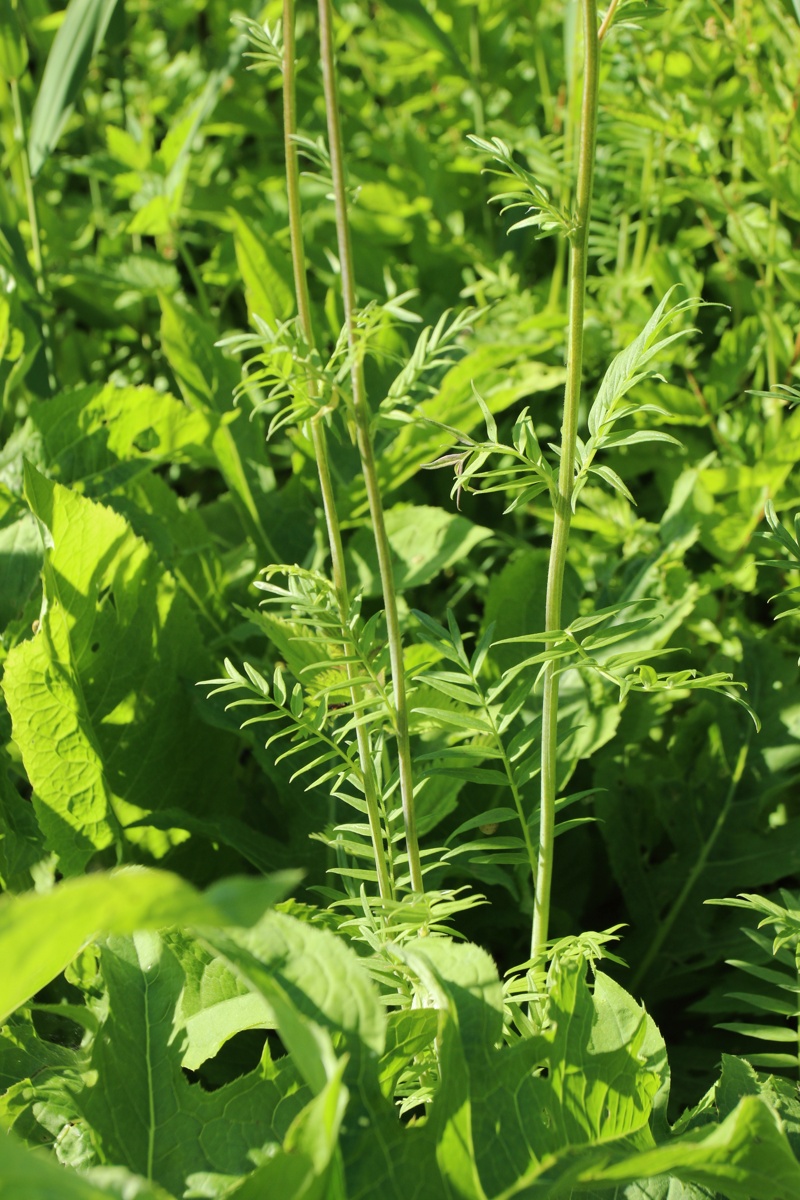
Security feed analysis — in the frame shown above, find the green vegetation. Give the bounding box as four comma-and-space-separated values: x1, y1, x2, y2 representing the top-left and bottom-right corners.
2, 0, 800, 1194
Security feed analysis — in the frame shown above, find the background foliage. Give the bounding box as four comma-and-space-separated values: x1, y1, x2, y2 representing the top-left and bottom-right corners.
2, 0, 800, 1195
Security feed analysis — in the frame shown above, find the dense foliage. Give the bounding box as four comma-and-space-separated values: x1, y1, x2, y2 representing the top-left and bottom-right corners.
2, 0, 800, 1195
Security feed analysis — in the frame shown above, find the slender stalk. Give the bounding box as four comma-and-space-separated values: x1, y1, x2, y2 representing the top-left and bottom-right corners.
283, 0, 392, 901
177, 234, 212, 319
468, 4, 485, 140
317, 0, 424, 894
481, 694, 538, 892
763, 181, 781, 442
630, 137, 653, 278
9, 77, 55, 392
533, 0, 600, 959
597, 0, 620, 43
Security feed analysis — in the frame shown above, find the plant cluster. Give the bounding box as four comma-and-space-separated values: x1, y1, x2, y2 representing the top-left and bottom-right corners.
1, 0, 800, 1196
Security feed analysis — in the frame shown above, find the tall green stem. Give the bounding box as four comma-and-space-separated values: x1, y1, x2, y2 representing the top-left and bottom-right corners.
763, 189, 780, 442
283, 0, 392, 901
468, 5, 485, 140
317, 0, 424, 894
9, 77, 55, 392
533, 0, 599, 959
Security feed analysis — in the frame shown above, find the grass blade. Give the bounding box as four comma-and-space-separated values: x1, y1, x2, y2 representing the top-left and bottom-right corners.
28, 0, 121, 177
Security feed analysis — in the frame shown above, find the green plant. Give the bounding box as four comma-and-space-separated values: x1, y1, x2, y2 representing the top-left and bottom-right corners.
2, 0, 800, 1195
707, 890, 800, 1074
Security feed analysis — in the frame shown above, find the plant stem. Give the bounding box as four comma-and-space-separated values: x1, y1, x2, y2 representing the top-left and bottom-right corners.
9, 77, 55, 392
763, 185, 781, 442
548, 7, 578, 312
283, 0, 392, 901
481, 691, 538, 893
318, 0, 424, 894
468, 5, 485, 140
177, 233, 212, 320
598, 0, 620, 43
533, 0, 599, 960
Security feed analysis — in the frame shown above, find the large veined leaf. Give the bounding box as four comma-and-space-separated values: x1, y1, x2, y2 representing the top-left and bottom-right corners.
229, 210, 294, 329
28, 0, 122, 178
25, 382, 219, 497
224, 1062, 348, 1200
571, 1096, 800, 1199
167, 931, 274, 1071
348, 502, 492, 595
0, 1012, 92, 1168
403, 940, 800, 1199
79, 933, 312, 1196
0, 748, 44, 892
0, 866, 298, 1022
405, 940, 663, 1198
2, 465, 240, 872
202, 911, 438, 1198
575, 1179, 711, 1200
0, 506, 41, 630
202, 910, 386, 1095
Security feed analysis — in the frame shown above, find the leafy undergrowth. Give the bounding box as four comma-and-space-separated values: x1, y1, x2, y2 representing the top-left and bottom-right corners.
2, 870, 800, 1199
2, 0, 800, 1195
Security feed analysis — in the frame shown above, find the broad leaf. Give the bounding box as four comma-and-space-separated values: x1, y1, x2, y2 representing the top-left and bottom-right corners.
0, 866, 297, 1022
2, 466, 239, 872
349, 503, 491, 595
25, 382, 218, 497
230, 210, 294, 328
80, 932, 310, 1196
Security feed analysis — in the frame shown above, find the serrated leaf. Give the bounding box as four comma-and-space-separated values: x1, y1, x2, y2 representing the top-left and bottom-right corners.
2, 466, 239, 871
201, 910, 385, 1095
79, 932, 311, 1196
575, 1095, 800, 1199
26, 382, 217, 496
